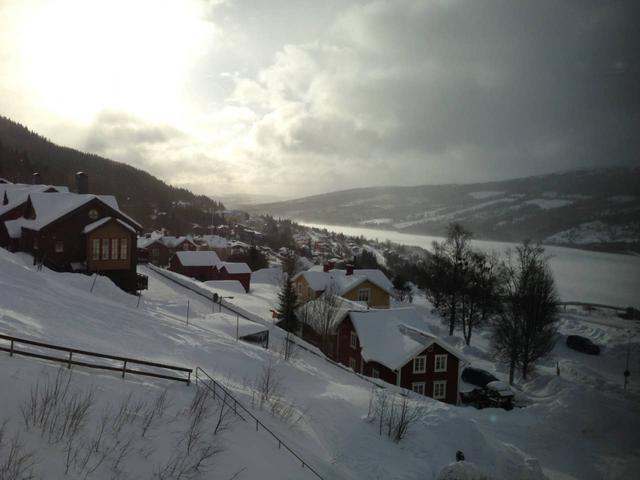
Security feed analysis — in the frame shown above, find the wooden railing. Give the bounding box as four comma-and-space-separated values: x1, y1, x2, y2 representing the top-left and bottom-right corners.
0, 333, 192, 384
195, 367, 326, 480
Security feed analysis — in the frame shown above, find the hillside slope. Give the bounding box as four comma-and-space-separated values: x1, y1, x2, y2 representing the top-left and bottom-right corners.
0, 116, 224, 233
248, 168, 640, 253
0, 249, 639, 479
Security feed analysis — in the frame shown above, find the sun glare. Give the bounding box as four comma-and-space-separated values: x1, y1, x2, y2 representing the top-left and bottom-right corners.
17, 0, 214, 124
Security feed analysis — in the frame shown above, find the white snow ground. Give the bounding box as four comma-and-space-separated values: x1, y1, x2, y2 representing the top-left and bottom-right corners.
0, 248, 639, 479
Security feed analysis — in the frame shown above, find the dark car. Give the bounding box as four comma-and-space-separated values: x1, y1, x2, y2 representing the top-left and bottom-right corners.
461, 381, 515, 410
566, 335, 600, 355
461, 367, 498, 388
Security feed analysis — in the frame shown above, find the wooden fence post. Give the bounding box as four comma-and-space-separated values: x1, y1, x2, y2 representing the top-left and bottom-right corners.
67, 351, 73, 369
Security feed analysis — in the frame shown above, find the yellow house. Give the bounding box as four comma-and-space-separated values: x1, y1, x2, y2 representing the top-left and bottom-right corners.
292, 264, 392, 309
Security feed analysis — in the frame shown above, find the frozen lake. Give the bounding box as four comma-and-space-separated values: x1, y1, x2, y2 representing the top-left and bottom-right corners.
301, 222, 640, 309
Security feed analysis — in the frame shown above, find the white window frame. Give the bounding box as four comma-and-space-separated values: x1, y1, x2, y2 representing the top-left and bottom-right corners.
120, 238, 128, 260
54, 240, 64, 253
357, 288, 370, 302
101, 239, 110, 260
348, 357, 357, 370
111, 238, 119, 260
413, 355, 426, 374
433, 380, 447, 400
434, 354, 448, 373
371, 368, 379, 379
350, 331, 358, 349
92, 238, 100, 260
152, 247, 159, 257
411, 382, 425, 395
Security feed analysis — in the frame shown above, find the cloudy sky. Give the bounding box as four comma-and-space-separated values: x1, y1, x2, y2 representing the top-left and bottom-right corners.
1, 0, 637, 199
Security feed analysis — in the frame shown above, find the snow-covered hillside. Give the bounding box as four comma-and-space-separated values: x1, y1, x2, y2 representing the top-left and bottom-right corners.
1, 249, 639, 479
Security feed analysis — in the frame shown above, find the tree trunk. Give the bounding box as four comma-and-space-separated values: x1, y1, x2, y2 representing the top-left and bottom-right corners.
509, 360, 515, 385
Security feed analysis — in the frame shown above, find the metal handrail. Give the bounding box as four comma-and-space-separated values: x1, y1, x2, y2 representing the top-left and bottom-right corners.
195, 367, 326, 479
1, 333, 192, 384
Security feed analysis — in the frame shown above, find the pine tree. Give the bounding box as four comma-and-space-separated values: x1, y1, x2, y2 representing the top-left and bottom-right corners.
276, 276, 299, 334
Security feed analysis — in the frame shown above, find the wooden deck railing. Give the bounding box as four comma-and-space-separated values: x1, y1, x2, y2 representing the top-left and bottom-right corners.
0, 333, 192, 384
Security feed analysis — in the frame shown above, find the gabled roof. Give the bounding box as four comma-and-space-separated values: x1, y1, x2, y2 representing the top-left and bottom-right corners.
0, 185, 69, 217
297, 296, 367, 334
174, 250, 221, 267
160, 236, 197, 249
218, 261, 251, 274
199, 234, 229, 248
294, 267, 393, 296
83, 217, 136, 234
349, 308, 468, 371
4, 192, 141, 238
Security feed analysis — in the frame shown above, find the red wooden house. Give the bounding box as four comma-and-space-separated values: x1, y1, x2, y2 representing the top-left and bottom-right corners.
3, 191, 145, 293
138, 234, 198, 266
169, 250, 221, 281
213, 262, 252, 292
300, 302, 467, 405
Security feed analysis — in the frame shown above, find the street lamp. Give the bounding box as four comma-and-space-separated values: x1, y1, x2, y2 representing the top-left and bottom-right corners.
212, 292, 234, 313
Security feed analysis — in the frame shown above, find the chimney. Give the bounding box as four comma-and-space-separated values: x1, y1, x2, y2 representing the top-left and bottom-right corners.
75, 171, 88, 194
346, 264, 354, 276
323, 262, 331, 272
32, 172, 41, 185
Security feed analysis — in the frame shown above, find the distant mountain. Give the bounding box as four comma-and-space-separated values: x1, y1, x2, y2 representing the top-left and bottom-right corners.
0, 116, 225, 233
247, 168, 640, 253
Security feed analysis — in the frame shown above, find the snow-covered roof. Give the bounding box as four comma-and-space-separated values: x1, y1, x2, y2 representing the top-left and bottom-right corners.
251, 267, 283, 285
82, 217, 112, 234
174, 250, 221, 267
160, 236, 197, 248
205, 312, 268, 338
137, 232, 164, 249
219, 262, 251, 274
199, 234, 229, 249
0, 185, 69, 217
295, 267, 393, 296
203, 280, 247, 294
83, 217, 137, 235
5, 192, 141, 238
349, 308, 467, 371
298, 296, 367, 334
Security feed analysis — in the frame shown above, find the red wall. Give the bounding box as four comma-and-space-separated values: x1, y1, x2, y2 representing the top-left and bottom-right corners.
334, 316, 460, 404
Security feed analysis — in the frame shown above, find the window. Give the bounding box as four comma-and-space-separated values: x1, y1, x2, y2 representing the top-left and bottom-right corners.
433, 380, 447, 400
349, 358, 357, 370
413, 355, 426, 374
308, 287, 314, 298
88, 209, 98, 220
54, 241, 64, 253
120, 238, 128, 260
350, 331, 358, 349
371, 368, 380, 379
434, 354, 448, 372
92, 239, 100, 260
152, 248, 159, 257
101, 239, 109, 260
412, 382, 425, 395
33, 239, 38, 250
357, 288, 370, 302
111, 238, 119, 260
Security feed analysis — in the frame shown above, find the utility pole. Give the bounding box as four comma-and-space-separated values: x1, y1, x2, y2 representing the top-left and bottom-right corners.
624, 330, 633, 390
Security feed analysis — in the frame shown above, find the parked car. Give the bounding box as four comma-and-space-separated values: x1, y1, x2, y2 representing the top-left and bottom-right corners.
461, 381, 515, 410
566, 335, 600, 355
461, 367, 498, 388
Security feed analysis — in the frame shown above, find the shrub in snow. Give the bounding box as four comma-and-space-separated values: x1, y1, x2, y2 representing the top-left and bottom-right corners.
436, 461, 492, 480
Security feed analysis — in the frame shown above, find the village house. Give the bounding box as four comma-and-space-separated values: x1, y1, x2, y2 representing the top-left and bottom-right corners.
0, 181, 69, 248
292, 262, 393, 308
300, 301, 466, 405
168, 251, 253, 292
1, 175, 145, 293
168, 250, 221, 282
137, 234, 198, 266
196, 234, 231, 260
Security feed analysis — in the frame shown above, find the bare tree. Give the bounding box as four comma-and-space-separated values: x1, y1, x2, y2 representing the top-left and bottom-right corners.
425, 223, 473, 336
492, 241, 559, 383
305, 288, 342, 357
